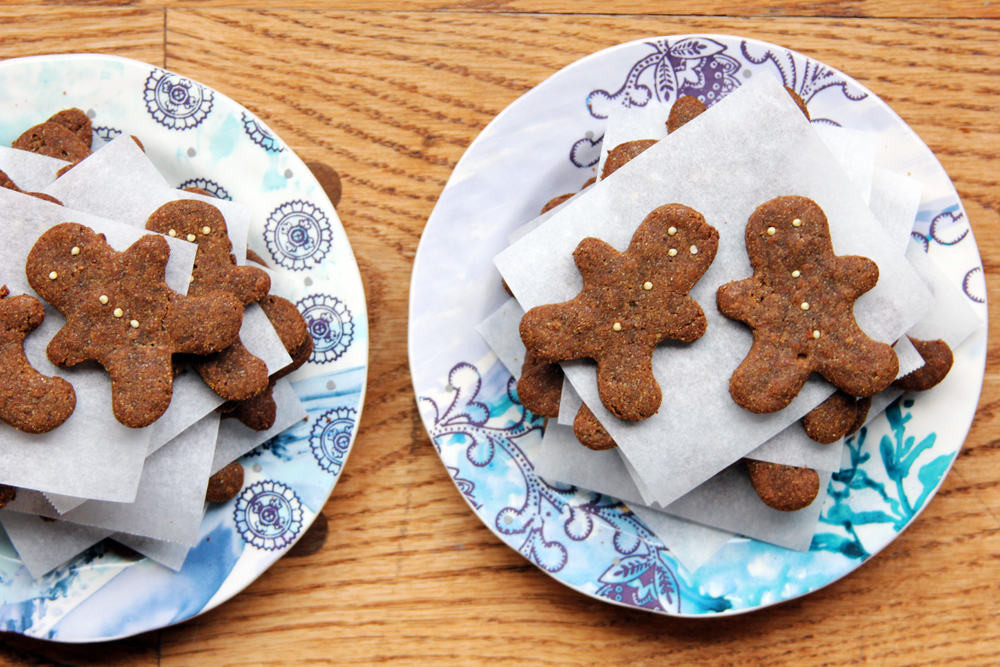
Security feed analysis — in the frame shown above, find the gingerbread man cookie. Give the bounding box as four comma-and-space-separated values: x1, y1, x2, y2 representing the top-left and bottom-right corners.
27, 223, 244, 428
520, 203, 718, 421
717, 196, 898, 414
206, 460, 245, 503
744, 459, 819, 512
573, 403, 617, 451
146, 200, 271, 401
893, 337, 953, 392
517, 350, 563, 419
0, 286, 77, 433
801, 390, 858, 444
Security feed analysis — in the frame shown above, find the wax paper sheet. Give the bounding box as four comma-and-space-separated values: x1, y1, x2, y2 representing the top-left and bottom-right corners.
0, 146, 67, 192
112, 532, 192, 572
627, 506, 735, 573
0, 511, 113, 579
495, 73, 930, 506
211, 379, 307, 474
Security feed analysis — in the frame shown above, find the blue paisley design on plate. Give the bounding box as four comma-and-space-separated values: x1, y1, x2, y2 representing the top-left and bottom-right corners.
241, 112, 284, 153
143, 69, 214, 130
297, 295, 354, 363
310, 407, 356, 474
178, 178, 232, 200
264, 200, 333, 270
234, 480, 304, 551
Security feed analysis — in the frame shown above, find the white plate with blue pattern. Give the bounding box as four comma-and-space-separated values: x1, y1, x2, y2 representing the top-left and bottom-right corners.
0, 54, 368, 640
410, 35, 987, 615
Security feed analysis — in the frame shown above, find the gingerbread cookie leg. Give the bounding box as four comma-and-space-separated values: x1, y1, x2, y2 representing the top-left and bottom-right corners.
744, 459, 819, 512
206, 461, 244, 503
517, 351, 563, 418
893, 338, 953, 392
573, 403, 616, 451
0, 485, 15, 510
0, 287, 76, 433
802, 390, 858, 444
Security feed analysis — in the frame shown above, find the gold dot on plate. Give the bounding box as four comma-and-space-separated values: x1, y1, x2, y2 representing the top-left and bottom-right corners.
667, 227, 677, 236
130, 320, 139, 329
612, 322, 622, 332
767, 226, 776, 236
202, 226, 211, 235
689, 245, 698, 254
113, 308, 124, 318
800, 302, 810, 311
668, 248, 677, 257
71, 246, 80, 256
48, 271, 57, 280
812, 330, 821, 339
186, 234, 196, 242
98, 295, 109, 305
168, 229, 177, 237
792, 218, 803, 227
643, 281, 653, 291
792, 270, 801, 278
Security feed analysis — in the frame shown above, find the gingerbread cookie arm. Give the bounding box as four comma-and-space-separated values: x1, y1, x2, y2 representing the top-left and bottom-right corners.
0, 292, 76, 433
517, 350, 562, 418
195, 342, 270, 401
716, 278, 759, 325
163, 292, 243, 356
654, 297, 707, 343
816, 333, 898, 398
520, 302, 597, 363
833, 254, 880, 299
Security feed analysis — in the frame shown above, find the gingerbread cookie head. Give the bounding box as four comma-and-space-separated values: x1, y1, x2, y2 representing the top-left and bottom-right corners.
602, 139, 657, 179
13, 122, 91, 162
520, 203, 718, 421
146, 200, 270, 305
27, 223, 244, 427
717, 196, 898, 413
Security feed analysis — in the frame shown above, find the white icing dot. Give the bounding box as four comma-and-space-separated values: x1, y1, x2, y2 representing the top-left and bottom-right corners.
202, 226, 211, 235
130, 320, 139, 329
612, 322, 622, 332
168, 229, 177, 237
800, 302, 810, 311
792, 218, 803, 227
668, 248, 677, 257
667, 227, 677, 236
70, 246, 80, 256
689, 245, 698, 254
767, 226, 776, 236
113, 308, 124, 318
48, 271, 57, 280
186, 234, 196, 242
643, 281, 653, 291
99, 295, 109, 305
792, 270, 801, 278
813, 330, 821, 339
189, 275, 195, 283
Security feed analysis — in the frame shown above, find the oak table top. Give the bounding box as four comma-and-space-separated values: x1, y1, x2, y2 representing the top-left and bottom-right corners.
0, 4, 998, 666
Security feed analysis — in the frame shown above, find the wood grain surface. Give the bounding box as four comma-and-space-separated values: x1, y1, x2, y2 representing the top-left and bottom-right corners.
1, 5, 999, 666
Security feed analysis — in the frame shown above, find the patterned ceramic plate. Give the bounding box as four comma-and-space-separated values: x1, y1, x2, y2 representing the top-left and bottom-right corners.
0, 54, 368, 640
410, 35, 987, 615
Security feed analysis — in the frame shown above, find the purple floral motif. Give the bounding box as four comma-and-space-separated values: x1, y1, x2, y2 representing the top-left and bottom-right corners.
264, 200, 333, 271
241, 112, 283, 153
421, 362, 661, 575
447, 466, 481, 509
234, 480, 303, 551
588, 38, 741, 119
740, 41, 866, 126
309, 407, 356, 474
296, 294, 354, 363
963, 267, 985, 304
911, 231, 930, 253
596, 545, 680, 612
93, 126, 122, 143
143, 69, 213, 130
178, 177, 232, 201
570, 134, 603, 169
929, 210, 969, 246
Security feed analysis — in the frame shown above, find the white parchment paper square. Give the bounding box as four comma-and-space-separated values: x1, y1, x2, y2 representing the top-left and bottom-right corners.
495, 73, 930, 506
0, 511, 113, 579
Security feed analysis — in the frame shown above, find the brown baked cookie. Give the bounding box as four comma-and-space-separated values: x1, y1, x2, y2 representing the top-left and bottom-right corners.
601, 139, 657, 180
13, 122, 91, 162
717, 196, 898, 414
46, 109, 92, 147
0, 485, 15, 510
541, 193, 574, 214
206, 461, 245, 503
802, 390, 858, 444
182, 186, 214, 198
0, 286, 76, 433
744, 459, 819, 512
146, 200, 271, 401
573, 403, 617, 451
582, 176, 596, 189
784, 87, 811, 120
27, 223, 244, 428
517, 350, 563, 418
667, 96, 707, 134
306, 161, 342, 208
521, 203, 718, 421
0, 168, 63, 205
219, 294, 313, 430
246, 248, 269, 267
846, 396, 871, 437
893, 338, 953, 392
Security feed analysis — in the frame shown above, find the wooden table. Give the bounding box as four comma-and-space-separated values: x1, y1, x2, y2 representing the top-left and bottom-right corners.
1, 3, 998, 665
